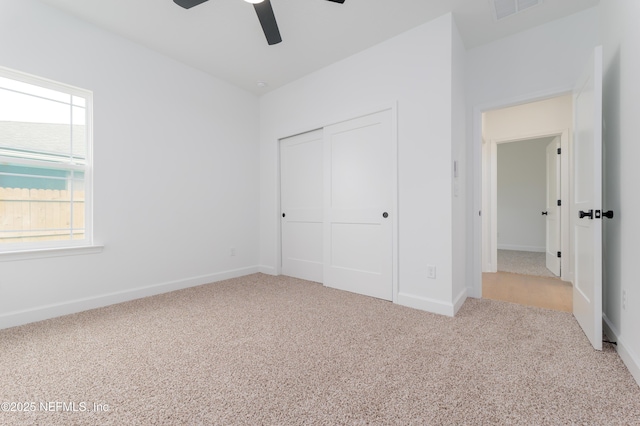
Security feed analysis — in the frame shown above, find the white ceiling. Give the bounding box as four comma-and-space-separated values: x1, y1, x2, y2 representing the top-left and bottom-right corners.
35, 0, 599, 95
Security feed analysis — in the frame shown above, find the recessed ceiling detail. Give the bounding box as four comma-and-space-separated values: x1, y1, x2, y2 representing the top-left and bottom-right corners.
491, 0, 543, 21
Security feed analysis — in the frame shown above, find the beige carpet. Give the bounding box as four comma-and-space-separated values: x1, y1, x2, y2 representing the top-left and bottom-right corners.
498, 249, 556, 277
1, 274, 639, 425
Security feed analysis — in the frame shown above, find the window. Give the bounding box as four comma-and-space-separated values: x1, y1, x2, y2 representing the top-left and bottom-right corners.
0, 66, 93, 253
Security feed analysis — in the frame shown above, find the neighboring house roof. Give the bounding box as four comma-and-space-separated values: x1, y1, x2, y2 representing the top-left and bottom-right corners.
0, 121, 86, 159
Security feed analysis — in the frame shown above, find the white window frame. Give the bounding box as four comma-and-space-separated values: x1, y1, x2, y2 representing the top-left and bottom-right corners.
0, 66, 101, 260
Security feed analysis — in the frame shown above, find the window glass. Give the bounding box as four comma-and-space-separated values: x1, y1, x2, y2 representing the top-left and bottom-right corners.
0, 67, 92, 250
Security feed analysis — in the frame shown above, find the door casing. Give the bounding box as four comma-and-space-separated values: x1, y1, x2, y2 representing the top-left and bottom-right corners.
482, 129, 570, 278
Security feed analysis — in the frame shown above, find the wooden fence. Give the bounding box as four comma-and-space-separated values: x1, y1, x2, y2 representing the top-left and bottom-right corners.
0, 187, 85, 243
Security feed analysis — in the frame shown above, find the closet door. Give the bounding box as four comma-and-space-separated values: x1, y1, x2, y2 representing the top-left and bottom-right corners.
280, 130, 324, 283
323, 110, 393, 300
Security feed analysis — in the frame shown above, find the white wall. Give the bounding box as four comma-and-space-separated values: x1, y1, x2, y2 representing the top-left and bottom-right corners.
466, 8, 599, 296
496, 139, 549, 252
0, 0, 260, 328
600, 0, 640, 385
259, 14, 464, 316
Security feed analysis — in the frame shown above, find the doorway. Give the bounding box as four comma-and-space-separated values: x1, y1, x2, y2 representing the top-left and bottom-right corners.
480, 94, 573, 311
496, 136, 560, 276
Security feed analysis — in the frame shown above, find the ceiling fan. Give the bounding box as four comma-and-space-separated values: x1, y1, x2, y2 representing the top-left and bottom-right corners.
173, 0, 346, 46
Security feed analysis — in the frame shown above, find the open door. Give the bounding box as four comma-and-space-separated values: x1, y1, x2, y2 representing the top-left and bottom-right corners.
573, 46, 603, 350
545, 137, 561, 276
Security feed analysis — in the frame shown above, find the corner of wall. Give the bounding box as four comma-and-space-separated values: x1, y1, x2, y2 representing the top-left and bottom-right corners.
451, 8, 468, 309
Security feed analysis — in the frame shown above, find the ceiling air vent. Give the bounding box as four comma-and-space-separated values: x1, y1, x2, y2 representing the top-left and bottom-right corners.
491, 0, 542, 21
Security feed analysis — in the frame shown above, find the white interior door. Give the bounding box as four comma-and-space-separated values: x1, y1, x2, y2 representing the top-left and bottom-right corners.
545, 137, 561, 276
573, 46, 603, 351
280, 130, 324, 283
323, 110, 393, 300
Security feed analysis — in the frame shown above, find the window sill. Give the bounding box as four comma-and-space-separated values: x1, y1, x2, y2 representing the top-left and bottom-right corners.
0, 245, 104, 262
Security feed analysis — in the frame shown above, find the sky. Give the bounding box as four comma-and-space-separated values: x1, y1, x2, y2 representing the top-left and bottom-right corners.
0, 76, 86, 126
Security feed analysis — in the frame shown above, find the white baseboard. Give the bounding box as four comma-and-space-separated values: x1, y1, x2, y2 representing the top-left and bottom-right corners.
467, 284, 481, 299
0, 266, 260, 330
259, 265, 278, 275
497, 244, 545, 252
603, 314, 640, 387
396, 292, 456, 317
453, 287, 468, 315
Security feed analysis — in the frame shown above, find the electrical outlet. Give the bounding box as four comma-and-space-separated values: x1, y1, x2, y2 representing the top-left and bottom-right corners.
622, 289, 627, 311
427, 265, 436, 279
230, 247, 236, 257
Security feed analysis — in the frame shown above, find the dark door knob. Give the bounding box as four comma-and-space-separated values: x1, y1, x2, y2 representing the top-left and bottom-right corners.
603, 211, 614, 219
382, 212, 389, 218
579, 210, 594, 219
541, 211, 548, 216
282, 213, 286, 218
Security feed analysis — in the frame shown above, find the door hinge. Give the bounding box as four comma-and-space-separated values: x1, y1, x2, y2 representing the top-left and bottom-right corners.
557, 200, 561, 206
557, 148, 561, 155
557, 251, 562, 258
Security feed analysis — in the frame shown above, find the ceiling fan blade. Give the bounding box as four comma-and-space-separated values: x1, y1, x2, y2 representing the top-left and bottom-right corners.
325, 0, 345, 3
253, 0, 282, 45
173, 0, 209, 9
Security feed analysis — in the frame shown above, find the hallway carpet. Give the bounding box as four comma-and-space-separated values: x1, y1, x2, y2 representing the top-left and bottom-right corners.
498, 249, 556, 277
